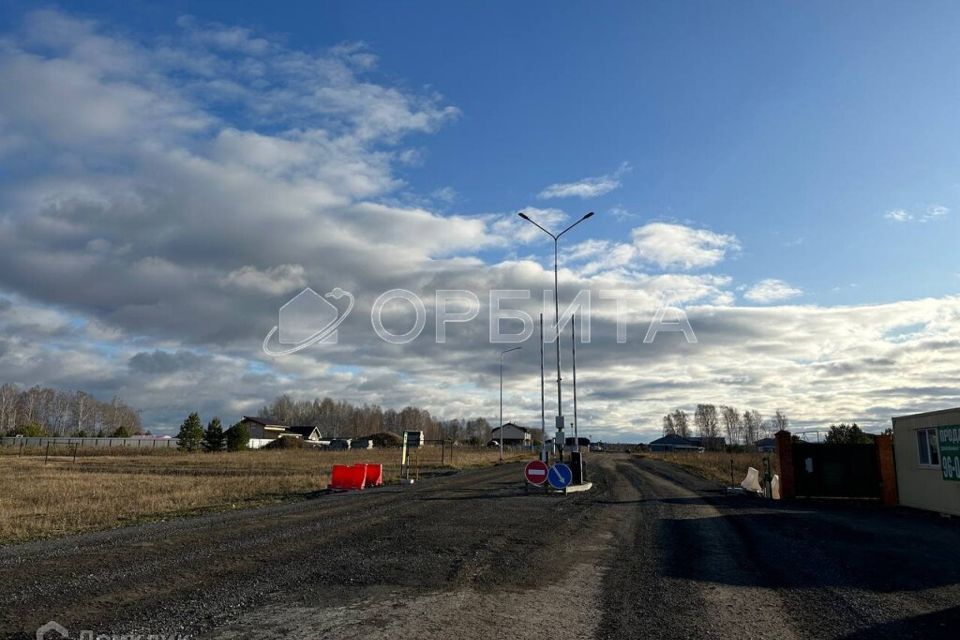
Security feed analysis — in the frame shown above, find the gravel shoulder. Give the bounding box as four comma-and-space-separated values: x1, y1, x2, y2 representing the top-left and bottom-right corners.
597, 456, 960, 640
3, 454, 958, 639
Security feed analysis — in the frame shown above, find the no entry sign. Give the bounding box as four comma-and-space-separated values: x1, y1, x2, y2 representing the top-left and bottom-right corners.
524, 460, 549, 485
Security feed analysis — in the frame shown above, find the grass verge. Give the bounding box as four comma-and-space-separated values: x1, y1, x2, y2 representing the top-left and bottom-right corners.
0, 446, 532, 545
635, 450, 779, 487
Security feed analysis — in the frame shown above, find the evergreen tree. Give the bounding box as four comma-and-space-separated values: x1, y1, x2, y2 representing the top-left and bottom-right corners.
176, 412, 204, 452
111, 425, 131, 438
203, 417, 225, 452
824, 423, 873, 445
225, 421, 250, 451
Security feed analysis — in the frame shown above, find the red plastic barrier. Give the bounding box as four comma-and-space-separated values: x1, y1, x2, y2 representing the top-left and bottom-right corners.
328, 464, 354, 490
365, 463, 383, 487
351, 463, 368, 490
328, 463, 380, 490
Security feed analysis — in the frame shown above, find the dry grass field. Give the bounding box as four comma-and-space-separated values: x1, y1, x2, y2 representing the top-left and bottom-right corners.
0, 445, 532, 545
636, 450, 780, 487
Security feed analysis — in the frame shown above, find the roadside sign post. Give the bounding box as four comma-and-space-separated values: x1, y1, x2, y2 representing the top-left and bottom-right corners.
547, 462, 573, 491
525, 460, 549, 486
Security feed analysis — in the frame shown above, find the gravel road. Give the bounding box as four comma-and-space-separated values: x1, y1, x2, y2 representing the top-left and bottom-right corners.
3, 454, 958, 639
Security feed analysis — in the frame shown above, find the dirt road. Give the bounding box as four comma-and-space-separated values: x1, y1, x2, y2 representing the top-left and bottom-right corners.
3, 454, 958, 639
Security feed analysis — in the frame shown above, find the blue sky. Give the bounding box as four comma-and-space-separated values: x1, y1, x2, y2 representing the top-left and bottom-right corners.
2, 2, 960, 439
5, 0, 959, 305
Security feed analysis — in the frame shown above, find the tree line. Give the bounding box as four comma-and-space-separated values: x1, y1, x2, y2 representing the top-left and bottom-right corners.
0, 383, 142, 437
171, 395, 499, 453
258, 394, 494, 444
662, 404, 789, 447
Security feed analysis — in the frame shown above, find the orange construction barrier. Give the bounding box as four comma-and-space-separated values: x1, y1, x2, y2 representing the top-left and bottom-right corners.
365, 463, 384, 486
328, 464, 355, 490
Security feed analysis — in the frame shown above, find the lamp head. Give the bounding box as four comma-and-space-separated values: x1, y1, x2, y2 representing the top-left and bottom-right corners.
582, 211, 595, 220
517, 212, 529, 220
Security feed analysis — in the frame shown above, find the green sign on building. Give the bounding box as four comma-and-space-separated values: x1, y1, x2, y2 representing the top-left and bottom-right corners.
939, 425, 960, 481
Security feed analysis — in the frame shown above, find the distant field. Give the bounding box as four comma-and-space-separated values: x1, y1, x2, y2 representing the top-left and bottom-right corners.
636, 450, 780, 487
0, 446, 532, 545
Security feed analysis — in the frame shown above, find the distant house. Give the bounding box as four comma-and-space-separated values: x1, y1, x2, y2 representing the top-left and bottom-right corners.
755, 437, 777, 453
327, 438, 351, 451
238, 416, 321, 449
239, 416, 289, 440
688, 436, 726, 450
491, 423, 532, 446
286, 425, 322, 442
648, 433, 703, 452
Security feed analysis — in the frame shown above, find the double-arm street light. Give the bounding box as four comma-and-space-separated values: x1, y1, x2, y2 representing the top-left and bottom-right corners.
499, 346, 521, 463
517, 211, 594, 450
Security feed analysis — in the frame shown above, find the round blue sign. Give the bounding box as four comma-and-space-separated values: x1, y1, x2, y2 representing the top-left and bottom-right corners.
548, 463, 573, 489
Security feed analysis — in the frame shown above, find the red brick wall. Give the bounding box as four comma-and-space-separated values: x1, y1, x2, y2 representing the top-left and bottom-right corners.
775, 430, 795, 499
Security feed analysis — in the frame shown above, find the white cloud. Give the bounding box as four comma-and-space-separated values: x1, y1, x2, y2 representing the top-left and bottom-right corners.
537, 162, 630, 200
431, 186, 457, 204
885, 205, 949, 223
631, 222, 739, 270
743, 279, 803, 304
490, 206, 568, 245
3, 10, 960, 443
608, 205, 639, 222
221, 265, 308, 295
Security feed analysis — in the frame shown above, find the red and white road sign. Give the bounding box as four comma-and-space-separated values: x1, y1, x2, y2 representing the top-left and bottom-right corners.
524, 460, 549, 485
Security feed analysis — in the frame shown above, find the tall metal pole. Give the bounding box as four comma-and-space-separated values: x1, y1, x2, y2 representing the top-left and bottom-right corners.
517, 211, 593, 447
499, 351, 504, 464
540, 313, 546, 462
572, 314, 579, 453
553, 238, 562, 430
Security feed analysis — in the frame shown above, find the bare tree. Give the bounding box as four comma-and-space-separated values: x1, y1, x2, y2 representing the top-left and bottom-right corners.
662, 413, 676, 436
0, 385, 140, 436
0, 383, 17, 433
694, 404, 720, 448
71, 391, 91, 434
773, 409, 789, 432
743, 410, 762, 445
672, 409, 690, 438
720, 406, 743, 446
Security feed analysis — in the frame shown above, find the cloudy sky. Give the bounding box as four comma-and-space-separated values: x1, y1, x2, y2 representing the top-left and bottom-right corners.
1, 2, 960, 440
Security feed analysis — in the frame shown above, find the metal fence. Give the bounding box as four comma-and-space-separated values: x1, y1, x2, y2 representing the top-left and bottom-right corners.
0, 436, 179, 449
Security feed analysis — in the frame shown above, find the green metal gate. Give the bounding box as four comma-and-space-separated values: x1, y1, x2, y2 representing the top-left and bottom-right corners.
792, 442, 881, 498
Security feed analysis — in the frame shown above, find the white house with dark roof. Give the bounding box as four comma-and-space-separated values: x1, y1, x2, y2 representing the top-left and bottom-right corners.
237, 416, 322, 449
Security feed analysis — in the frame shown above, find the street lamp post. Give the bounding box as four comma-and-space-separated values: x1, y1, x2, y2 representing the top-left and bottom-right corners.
517, 211, 594, 452
499, 346, 521, 463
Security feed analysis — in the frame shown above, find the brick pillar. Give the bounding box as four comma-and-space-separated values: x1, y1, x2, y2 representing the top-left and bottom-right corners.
875, 434, 899, 506
775, 430, 795, 500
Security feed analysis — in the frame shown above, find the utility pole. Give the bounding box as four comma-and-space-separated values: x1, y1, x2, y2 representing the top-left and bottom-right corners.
540, 314, 546, 462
